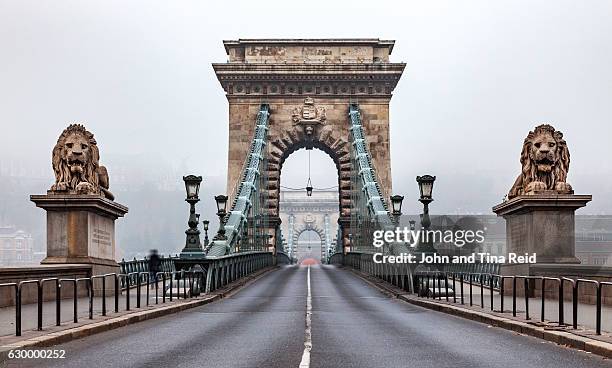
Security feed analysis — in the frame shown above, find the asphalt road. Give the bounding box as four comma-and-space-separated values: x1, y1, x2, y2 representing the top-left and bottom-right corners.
10, 265, 612, 368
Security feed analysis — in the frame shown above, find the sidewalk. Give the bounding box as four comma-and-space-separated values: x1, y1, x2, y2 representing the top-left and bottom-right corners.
437, 280, 612, 332
0, 285, 181, 337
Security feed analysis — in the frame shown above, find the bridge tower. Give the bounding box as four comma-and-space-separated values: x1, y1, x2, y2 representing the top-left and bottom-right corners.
213, 39, 405, 253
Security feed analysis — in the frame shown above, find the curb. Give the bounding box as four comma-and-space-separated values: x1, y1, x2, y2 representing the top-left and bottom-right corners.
346, 268, 612, 360
0, 266, 276, 365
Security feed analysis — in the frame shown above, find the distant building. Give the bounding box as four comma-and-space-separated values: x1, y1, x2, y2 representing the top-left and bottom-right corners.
575, 216, 612, 266
279, 190, 339, 262
0, 226, 41, 266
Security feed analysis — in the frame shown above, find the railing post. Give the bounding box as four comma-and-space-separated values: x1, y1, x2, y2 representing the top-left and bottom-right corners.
500, 276, 504, 312
102, 276, 107, 316
573, 282, 578, 329
460, 273, 464, 305
73, 280, 78, 323
16, 286, 21, 336
480, 275, 484, 308
183, 270, 187, 299
512, 277, 517, 317
136, 273, 141, 308
145, 273, 150, 306
126, 275, 130, 311
88, 279, 93, 320
452, 274, 456, 303
56, 280, 61, 326
155, 272, 159, 304
524, 278, 530, 320
37, 281, 43, 330
115, 274, 119, 313
596, 284, 602, 335
490, 275, 494, 311
559, 278, 564, 326
541, 278, 545, 323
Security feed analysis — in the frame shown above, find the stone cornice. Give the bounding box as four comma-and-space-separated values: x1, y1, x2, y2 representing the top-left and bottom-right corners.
213, 63, 405, 78
213, 63, 405, 97
30, 194, 129, 219
223, 38, 396, 54
492, 194, 592, 216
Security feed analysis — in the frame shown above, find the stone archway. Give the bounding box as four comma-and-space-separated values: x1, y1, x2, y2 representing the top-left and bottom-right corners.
293, 223, 326, 261
265, 110, 352, 219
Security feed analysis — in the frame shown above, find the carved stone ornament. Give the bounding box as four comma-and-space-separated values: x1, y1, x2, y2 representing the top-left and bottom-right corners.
508, 124, 573, 199
292, 97, 326, 124
291, 97, 327, 145
49, 124, 115, 200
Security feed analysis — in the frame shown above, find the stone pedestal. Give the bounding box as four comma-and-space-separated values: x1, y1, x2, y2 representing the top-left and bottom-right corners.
30, 194, 129, 278
493, 194, 591, 268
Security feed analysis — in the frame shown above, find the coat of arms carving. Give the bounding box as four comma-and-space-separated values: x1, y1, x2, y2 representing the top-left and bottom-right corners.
292, 97, 326, 149
292, 97, 326, 124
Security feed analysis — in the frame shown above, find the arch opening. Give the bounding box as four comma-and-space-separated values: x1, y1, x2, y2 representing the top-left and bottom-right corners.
278, 147, 340, 263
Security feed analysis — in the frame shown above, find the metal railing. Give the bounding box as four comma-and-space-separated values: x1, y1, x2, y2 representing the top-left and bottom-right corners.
3, 269, 204, 337
202, 251, 274, 293
118, 255, 177, 288
415, 271, 612, 335
344, 252, 414, 293
4, 250, 275, 337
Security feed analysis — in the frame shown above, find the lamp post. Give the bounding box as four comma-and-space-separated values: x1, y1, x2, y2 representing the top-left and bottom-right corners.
202, 220, 210, 247
181, 175, 203, 256
416, 175, 436, 253
390, 195, 404, 226
213, 194, 228, 240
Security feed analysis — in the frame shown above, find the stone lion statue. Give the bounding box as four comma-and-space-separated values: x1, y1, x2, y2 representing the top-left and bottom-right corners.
50, 124, 114, 200
508, 124, 572, 199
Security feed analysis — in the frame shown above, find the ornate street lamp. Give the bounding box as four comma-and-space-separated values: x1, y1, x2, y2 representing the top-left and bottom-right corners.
390, 195, 404, 225
214, 194, 228, 240
202, 220, 210, 247
181, 175, 203, 256
184, 175, 202, 200
417, 175, 435, 200
416, 175, 436, 253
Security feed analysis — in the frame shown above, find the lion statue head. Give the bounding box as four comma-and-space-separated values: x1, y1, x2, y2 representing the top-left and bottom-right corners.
508, 124, 572, 199
50, 124, 114, 200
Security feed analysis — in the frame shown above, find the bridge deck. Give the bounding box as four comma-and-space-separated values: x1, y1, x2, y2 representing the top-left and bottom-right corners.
13, 265, 612, 368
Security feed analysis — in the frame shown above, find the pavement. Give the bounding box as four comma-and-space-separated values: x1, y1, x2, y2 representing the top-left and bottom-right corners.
0, 285, 166, 337
444, 280, 612, 332
6, 264, 612, 368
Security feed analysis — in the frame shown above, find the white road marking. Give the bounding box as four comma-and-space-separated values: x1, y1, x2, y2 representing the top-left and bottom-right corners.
299, 265, 312, 368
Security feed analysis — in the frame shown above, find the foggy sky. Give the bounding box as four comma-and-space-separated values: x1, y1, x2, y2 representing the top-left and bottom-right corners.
1, 0, 611, 216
